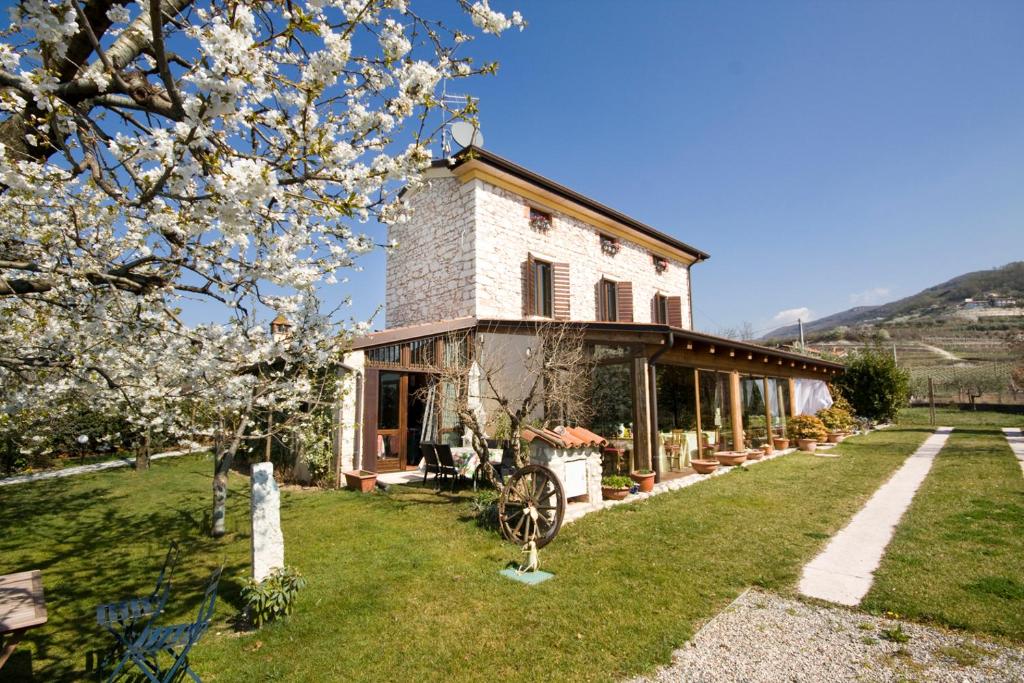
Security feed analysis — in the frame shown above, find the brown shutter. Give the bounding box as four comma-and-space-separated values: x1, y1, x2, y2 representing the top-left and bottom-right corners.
551, 262, 570, 320
523, 254, 535, 316
666, 295, 683, 328
596, 280, 605, 321
616, 281, 634, 322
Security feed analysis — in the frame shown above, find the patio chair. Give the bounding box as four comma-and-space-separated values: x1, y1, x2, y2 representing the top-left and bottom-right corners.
106, 566, 223, 683
420, 443, 441, 488
96, 541, 181, 665
433, 444, 460, 492
496, 444, 517, 484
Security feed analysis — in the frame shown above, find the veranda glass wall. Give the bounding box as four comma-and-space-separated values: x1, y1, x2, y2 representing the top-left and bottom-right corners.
740, 375, 770, 449
697, 370, 734, 452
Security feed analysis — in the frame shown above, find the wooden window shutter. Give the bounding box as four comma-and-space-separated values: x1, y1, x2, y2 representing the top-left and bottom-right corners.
666, 295, 683, 328
523, 254, 535, 316
551, 263, 570, 320
616, 281, 634, 322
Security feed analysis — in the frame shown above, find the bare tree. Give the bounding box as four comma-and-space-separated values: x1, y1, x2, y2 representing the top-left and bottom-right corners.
417, 323, 594, 487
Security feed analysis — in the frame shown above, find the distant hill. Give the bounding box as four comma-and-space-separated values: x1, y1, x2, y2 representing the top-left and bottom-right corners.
763, 261, 1024, 341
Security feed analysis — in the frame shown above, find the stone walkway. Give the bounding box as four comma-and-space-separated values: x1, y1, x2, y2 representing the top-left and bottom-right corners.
0, 448, 205, 487
798, 427, 953, 606
631, 588, 1024, 683
1002, 427, 1024, 476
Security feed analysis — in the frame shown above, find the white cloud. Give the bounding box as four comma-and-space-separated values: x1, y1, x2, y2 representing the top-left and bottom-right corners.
771, 307, 812, 327
849, 287, 890, 306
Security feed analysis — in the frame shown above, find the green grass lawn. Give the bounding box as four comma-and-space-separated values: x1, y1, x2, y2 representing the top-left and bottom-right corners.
862, 425, 1024, 640
0, 425, 941, 682
900, 405, 1024, 428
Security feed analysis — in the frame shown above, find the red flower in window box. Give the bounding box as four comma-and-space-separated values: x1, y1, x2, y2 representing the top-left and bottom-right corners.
653, 255, 668, 274
600, 234, 620, 256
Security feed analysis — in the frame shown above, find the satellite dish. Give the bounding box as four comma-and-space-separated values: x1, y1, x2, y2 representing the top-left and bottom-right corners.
450, 121, 484, 148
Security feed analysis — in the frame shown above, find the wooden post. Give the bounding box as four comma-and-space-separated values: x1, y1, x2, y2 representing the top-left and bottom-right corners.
264, 411, 273, 462
632, 356, 651, 472
763, 376, 773, 444
928, 377, 935, 426
788, 377, 798, 417
729, 371, 744, 451
693, 369, 703, 457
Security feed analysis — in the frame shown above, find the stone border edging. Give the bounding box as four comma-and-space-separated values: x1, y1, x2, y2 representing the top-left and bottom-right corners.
0, 447, 206, 487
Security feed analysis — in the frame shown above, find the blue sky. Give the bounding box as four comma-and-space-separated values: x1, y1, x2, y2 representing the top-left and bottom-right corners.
345, 0, 1024, 336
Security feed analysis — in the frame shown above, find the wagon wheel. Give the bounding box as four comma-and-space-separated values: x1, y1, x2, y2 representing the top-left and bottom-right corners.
497, 464, 565, 549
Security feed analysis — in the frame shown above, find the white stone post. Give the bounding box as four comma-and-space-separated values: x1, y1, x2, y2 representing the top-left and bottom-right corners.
251, 462, 284, 582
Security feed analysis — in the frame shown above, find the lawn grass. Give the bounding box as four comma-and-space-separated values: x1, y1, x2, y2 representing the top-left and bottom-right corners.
861, 426, 1024, 640
0, 427, 931, 682
899, 406, 1023, 428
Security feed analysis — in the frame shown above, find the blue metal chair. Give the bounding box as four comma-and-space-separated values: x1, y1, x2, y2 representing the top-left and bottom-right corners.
106, 566, 223, 683
96, 542, 180, 668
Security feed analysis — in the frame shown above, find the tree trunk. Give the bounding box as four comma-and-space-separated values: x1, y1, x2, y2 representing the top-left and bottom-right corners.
136, 427, 151, 470
211, 414, 248, 537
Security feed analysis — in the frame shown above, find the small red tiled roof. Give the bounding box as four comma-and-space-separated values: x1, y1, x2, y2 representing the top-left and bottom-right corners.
522, 425, 609, 449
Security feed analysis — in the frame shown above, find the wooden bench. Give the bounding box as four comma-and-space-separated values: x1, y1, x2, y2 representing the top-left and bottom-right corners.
0, 570, 48, 671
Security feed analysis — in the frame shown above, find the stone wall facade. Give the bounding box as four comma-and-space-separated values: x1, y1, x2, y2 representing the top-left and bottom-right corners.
385, 170, 693, 328
385, 175, 477, 328
473, 180, 692, 326
335, 350, 365, 475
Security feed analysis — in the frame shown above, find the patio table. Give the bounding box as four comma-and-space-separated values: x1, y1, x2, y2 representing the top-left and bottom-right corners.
418, 447, 503, 479
0, 570, 47, 671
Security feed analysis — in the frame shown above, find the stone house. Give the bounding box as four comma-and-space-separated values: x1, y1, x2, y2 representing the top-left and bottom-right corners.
333, 147, 840, 484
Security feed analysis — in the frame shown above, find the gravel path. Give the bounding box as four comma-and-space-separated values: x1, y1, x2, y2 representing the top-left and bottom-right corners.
632, 589, 1024, 683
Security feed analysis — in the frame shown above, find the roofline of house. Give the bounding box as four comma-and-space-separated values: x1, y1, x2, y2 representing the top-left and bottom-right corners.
431, 147, 711, 262
350, 317, 844, 371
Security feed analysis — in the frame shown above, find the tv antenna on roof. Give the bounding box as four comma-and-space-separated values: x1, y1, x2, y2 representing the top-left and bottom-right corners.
440, 89, 484, 156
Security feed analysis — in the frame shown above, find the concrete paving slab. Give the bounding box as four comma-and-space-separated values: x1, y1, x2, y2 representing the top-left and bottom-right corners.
1002, 427, 1024, 476
798, 427, 953, 606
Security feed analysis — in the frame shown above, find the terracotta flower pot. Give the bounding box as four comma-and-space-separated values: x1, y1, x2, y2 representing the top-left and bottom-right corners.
797, 439, 818, 453
343, 470, 377, 493
714, 451, 748, 466
761, 444, 774, 455
773, 438, 790, 450
827, 432, 843, 443
630, 470, 656, 493
602, 486, 630, 501
746, 449, 764, 461
691, 459, 719, 474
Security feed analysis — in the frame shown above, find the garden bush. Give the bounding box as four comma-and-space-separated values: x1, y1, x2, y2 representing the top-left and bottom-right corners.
241, 565, 306, 628
786, 415, 828, 442
833, 347, 911, 422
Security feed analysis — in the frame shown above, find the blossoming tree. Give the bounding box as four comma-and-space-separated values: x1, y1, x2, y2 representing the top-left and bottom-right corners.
0, 0, 522, 535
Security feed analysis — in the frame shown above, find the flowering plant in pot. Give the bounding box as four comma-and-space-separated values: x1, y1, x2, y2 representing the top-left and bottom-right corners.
630, 468, 656, 493
772, 435, 790, 450
601, 475, 632, 501
817, 404, 855, 442
786, 415, 828, 453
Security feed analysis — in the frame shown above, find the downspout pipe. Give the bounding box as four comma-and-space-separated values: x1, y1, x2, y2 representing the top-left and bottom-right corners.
647, 331, 675, 482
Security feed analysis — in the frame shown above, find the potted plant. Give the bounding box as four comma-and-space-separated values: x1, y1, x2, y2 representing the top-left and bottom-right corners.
714, 451, 747, 466
746, 448, 765, 461
786, 415, 829, 453
817, 404, 855, 443
772, 436, 790, 450
690, 458, 719, 474
343, 469, 377, 493
630, 468, 656, 493
761, 443, 773, 456
601, 475, 632, 501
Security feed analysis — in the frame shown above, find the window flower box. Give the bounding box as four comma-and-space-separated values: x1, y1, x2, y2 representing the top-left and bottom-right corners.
600, 234, 620, 256
652, 255, 668, 274
529, 208, 552, 233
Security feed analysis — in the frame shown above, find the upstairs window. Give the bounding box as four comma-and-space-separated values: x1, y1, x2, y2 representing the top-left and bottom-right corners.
598, 278, 619, 321
600, 234, 621, 256
654, 294, 669, 324
529, 207, 552, 233
532, 259, 553, 318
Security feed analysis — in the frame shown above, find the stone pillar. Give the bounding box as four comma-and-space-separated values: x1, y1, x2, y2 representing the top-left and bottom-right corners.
251, 462, 284, 582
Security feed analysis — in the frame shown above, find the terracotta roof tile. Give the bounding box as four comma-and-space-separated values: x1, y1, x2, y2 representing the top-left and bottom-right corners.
522, 425, 609, 449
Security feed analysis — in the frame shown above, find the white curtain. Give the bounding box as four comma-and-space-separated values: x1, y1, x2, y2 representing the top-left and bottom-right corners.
793, 379, 833, 416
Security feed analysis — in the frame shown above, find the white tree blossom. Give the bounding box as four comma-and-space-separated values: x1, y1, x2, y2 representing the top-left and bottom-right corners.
0, 0, 523, 535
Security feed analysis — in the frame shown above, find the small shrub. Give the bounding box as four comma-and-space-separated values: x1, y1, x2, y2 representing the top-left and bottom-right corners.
817, 405, 855, 432
880, 624, 910, 644
602, 475, 631, 489
469, 489, 500, 529
786, 415, 828, 442
241, 565, 306, 628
